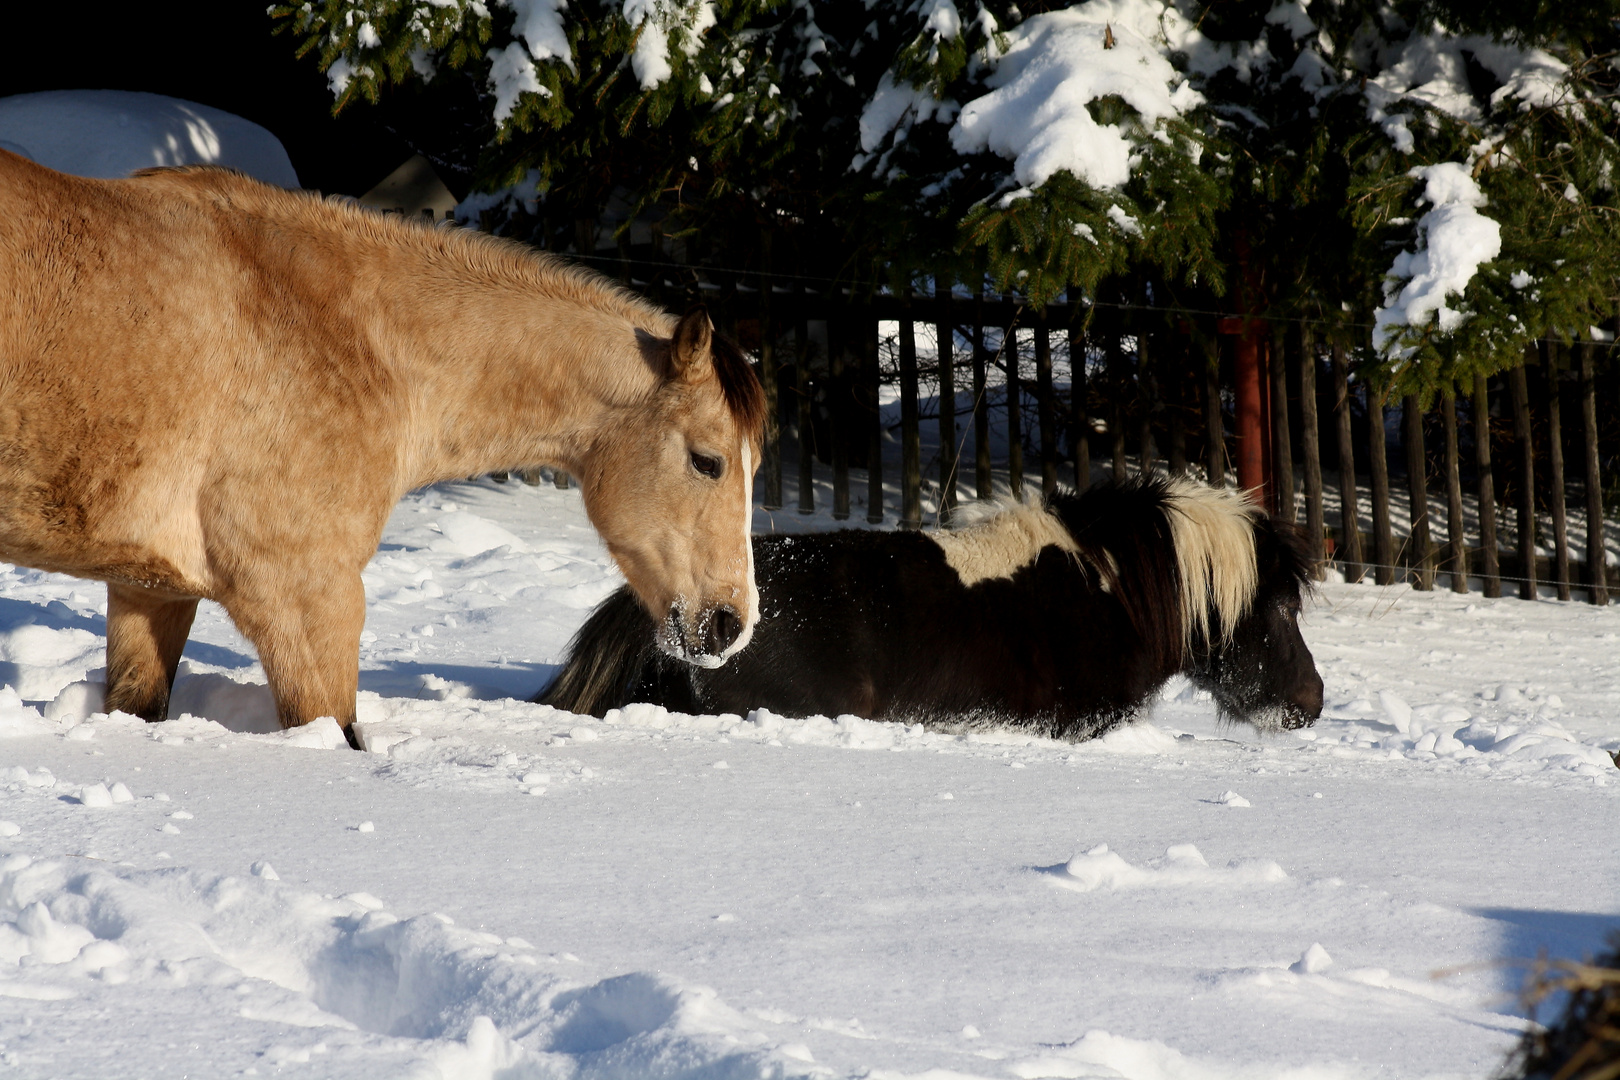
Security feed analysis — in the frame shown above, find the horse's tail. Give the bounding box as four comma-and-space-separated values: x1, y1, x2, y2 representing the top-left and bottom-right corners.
534, 586, 657, 717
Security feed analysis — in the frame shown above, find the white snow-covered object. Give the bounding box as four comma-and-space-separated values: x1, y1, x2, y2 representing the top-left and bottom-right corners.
949, 4, 1202, 191
1373, 162, 1502, 357
0, 90, 299, 187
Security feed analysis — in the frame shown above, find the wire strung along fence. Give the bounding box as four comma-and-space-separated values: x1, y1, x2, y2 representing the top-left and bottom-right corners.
441, 208, 1620, 606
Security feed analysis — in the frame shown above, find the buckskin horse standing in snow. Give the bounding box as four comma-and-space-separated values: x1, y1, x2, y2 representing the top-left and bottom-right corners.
0, 150, 764, 746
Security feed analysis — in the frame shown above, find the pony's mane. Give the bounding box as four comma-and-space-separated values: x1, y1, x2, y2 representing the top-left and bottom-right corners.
1046, 478, 1262, 671
1160, 478, 1261, 650
129, 166, 765, 435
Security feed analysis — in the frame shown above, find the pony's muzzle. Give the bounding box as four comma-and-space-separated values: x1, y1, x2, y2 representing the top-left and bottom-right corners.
1284, 670, 1325, 728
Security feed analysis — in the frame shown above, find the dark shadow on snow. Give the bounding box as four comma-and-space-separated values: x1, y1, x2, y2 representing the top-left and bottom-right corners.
360, 659, 557, 702
1472, 907, 1620, 1019
0, 596, 103, 635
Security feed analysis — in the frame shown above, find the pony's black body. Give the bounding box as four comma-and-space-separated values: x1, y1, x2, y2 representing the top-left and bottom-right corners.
539, 479, 1323, 740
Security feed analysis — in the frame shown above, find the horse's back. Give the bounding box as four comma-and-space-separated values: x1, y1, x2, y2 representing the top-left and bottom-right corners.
0, 153, 396, 591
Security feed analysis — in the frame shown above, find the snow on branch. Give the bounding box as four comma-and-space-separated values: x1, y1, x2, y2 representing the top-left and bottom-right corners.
949, 2, 1202, 191
622, 0, 718, 90
1363, 31, 1570, 153
1374, 163, 1502, 359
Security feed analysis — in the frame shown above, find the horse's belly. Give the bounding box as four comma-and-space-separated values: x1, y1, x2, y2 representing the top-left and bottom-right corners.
0, 469, 212, 598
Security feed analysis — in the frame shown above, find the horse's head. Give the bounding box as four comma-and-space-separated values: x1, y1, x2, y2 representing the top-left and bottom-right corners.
581, 309, 765, 668
1186, 516, 1323, 732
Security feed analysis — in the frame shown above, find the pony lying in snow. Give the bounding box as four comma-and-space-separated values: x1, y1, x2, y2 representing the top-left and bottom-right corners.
0, 151, 764, 748
538, 478, 1324, 739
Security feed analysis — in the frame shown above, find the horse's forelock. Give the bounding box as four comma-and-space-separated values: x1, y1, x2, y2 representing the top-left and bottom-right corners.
707, 332, 767, 441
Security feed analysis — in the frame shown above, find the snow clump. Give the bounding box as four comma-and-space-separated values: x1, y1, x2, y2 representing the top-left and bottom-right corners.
949, 3, 1203, 191
1373, 162, 1502, 359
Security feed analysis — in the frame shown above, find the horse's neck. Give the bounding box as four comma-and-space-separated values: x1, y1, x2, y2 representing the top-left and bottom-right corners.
369, 261, 659, 491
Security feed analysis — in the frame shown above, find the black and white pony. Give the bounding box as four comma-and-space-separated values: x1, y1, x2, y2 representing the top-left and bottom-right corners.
538, 478, 1324, 740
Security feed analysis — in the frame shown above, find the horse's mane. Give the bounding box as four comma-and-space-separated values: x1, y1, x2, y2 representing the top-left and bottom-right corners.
127, 165, 765, 436
1046, 478, 1264, 672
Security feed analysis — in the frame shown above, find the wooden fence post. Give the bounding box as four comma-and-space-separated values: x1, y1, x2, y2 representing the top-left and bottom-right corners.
866, 315, 884, 525
899, 293, 923, 529
1204, 339, 1225, 487
1367, 391, 1395, 585
1271, 325, 1295, 522
1402, 394, 1434, 590
830, 302, 850, 521
935, 279, 958, 522
1007, 317, 1024, 500
1473, 374, 1501, 597
1035, 309, 1057, 496
1069, 306, 1091, 491
1167, 334, 1188, 476
794, 282, 815, 514
1509, 359, 1537, 598
1441, 388, 1468, 593
973, 288, 992, 500
1580, 340, 1608, 604
1137, 325, 1157, 477
1298, 326, 1324, 568
1109, 324, 1128, 482
758, 231, 782, 510
1540, 340, 1571, 600
1332, 343, 1364, 582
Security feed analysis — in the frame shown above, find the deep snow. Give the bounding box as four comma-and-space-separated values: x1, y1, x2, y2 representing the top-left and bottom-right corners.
0, 475, 1617, 1080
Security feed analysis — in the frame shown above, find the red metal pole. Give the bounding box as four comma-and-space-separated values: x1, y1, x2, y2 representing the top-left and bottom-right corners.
1227, 230, 1271, 510
1233, 323, 1269, 508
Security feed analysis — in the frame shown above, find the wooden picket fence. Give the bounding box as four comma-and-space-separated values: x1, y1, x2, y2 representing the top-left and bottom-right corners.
459, 213, 1618, 605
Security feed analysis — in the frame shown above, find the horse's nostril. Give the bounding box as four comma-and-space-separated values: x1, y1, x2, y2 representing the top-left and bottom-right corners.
706, 605, 742, 655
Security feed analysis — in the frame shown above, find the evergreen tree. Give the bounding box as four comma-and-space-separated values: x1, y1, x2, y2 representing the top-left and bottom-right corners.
275, 0, 1620, 394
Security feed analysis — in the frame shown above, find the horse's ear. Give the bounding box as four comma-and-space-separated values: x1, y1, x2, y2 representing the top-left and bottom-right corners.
669, 307, 713, 382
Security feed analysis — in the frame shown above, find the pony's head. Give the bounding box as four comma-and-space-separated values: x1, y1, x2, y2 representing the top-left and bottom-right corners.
581, 308, 766, 668
1166, 485, 1322, 731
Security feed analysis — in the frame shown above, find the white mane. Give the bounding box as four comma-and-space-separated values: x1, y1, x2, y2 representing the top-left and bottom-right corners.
1162, 478, 1261, 649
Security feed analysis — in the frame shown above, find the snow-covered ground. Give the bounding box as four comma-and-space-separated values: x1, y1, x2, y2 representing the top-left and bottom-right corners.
1, 474, 1617, 1079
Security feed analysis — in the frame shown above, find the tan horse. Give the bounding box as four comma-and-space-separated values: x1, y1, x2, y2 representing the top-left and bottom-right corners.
0, 151, 765, 744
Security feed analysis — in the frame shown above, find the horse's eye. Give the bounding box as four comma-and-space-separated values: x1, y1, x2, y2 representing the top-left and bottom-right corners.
690, 452, 724, 480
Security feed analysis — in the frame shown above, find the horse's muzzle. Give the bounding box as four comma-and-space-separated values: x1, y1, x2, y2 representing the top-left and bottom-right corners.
659, 601, 744, 667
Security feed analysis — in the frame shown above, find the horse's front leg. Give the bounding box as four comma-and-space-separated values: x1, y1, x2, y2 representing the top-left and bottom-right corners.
105, 583, 200, 722
225, 569, 367, 748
